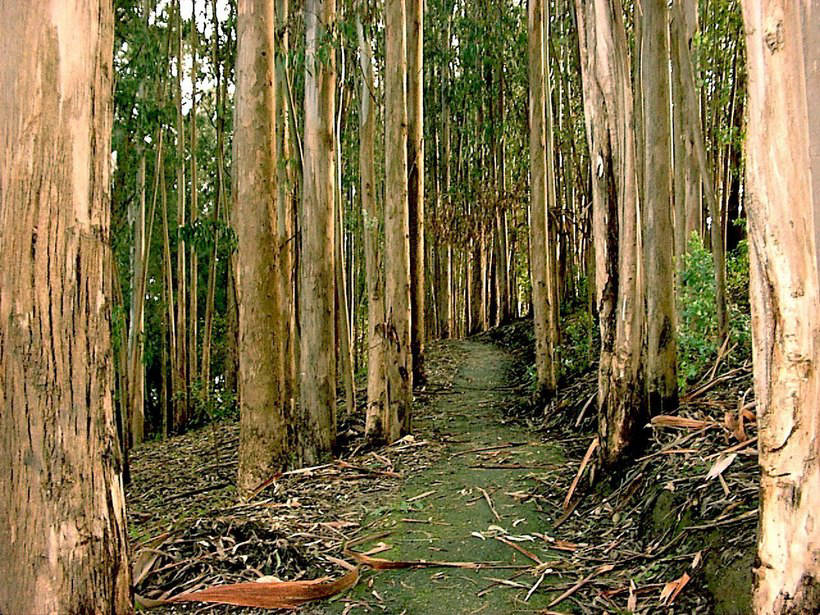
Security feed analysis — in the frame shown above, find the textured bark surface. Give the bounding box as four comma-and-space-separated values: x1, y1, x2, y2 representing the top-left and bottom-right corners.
641, 0, 678, 415
384, 0, 413, 440
528, 0, 557, 400
742, 2, 820, 613
358, 13, 388, 443
574, 0, 646, 466
235, 0, 288, 494
0, 2, 132, 612
299, 0, 337, 462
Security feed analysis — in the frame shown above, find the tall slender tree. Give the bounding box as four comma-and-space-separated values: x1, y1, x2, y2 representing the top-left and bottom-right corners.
641, 0, 678, 414
384, 0, 413, 440
742, 2, 820, 612
0, 1, 131, 610
299, 0, 338, 462
574, 0, 645, 465
407, 0, 425, 384
235, 0, 288, 495
528, 0, 558, 401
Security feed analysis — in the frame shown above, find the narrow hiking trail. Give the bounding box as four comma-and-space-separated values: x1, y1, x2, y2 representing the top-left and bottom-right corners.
322, 340, 566, 614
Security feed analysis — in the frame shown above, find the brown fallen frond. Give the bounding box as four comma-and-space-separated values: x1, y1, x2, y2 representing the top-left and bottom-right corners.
164, 562, 359, 609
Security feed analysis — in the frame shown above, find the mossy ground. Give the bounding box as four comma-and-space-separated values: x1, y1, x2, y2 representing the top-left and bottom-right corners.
322, 341, 568, 614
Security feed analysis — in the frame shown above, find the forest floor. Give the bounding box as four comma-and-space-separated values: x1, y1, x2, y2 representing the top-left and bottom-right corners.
129, 324, 758, 614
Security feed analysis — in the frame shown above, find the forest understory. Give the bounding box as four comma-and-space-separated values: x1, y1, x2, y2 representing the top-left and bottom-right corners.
129, 319, 757, 614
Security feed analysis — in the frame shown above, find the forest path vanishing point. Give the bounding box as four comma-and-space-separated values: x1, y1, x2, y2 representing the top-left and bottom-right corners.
320, 340, 566, 614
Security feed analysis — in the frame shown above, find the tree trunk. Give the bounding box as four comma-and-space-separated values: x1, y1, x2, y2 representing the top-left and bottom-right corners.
641, 0, 678, 414
407, 0, 425, 384
275, 0, 297, 413
174, 0, 189, 431
742, 2, 820, 612
0, 1, 132, 611
358, 10, 388, 442
574, 0, 646, 466
384, 0, 413, 440
189, 0, 200, 399
528, 0, 557, 400
129, 153, 147, 444
235, 0, 288, 495
299, 0, 337, 462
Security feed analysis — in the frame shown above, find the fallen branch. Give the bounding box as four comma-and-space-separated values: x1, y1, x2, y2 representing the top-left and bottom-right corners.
563, 437, 598, 510
547, 563, 615, 608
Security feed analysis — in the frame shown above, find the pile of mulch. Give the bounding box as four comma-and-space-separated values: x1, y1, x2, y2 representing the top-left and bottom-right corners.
127, 342, 467, 613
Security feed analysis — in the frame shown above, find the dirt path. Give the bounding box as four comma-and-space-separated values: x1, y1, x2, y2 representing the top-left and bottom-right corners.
324, 340, 565, 614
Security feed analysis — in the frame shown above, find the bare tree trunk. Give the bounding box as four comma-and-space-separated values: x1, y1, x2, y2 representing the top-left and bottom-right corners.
407, 0, 425, 384
742, 2, 820, 612
275, 0, 296, 413
174, 0, 189, 431
358, 10, 387, 442
0, 1, 131, 611
129, 153, 147, 444
529, 0, 557, 401
235, 0, 288, 495
642, 0, 678, 414
299, 0, 337, 462
189, 0, 200, 399
384, 0, 413, 440
575, 0, 646, 466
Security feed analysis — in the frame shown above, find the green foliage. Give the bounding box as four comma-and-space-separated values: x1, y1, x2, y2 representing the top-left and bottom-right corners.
677, 233, 750, 389
557, 310, 597, 379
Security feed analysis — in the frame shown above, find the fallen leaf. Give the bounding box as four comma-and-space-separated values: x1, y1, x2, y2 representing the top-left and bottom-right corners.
706, 453, 737, 480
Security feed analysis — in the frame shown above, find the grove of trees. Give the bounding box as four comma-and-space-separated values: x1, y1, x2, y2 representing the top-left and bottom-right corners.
0, 0, 817, 612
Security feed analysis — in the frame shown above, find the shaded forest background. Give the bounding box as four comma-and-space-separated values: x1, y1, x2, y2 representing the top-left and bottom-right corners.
111, 0, 748, 446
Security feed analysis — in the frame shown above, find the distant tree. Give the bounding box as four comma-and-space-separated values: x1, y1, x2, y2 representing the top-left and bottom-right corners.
0, 1, 131, 611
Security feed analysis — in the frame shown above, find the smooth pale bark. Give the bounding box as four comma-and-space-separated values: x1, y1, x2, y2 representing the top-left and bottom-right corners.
299, 0, 337, 462
742, 2, 820, 612
384, 0, 413, 440
0, 1, 132, 611
407, 0, 425, 384
574, 0, 646, 466
641, 0, 678, 414
235, 0, 288, 495
528, 0, 557, 400
358, 12, 388, 442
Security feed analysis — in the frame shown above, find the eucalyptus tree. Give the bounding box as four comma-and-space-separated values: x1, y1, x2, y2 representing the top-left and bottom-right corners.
528, 0, 558, 401
741, 2, 820, 612
358, 3, 388, 442
384, 0, 413, 440
0, 1, 131, 611
574, 0, 645, 465
641, 0, 677, 414
299, 0, 338, 461
235, 0, 289, 495
407, 0, 426, 384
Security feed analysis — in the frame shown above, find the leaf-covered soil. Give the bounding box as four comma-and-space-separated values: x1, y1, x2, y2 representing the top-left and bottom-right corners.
128, 324, 757, 614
